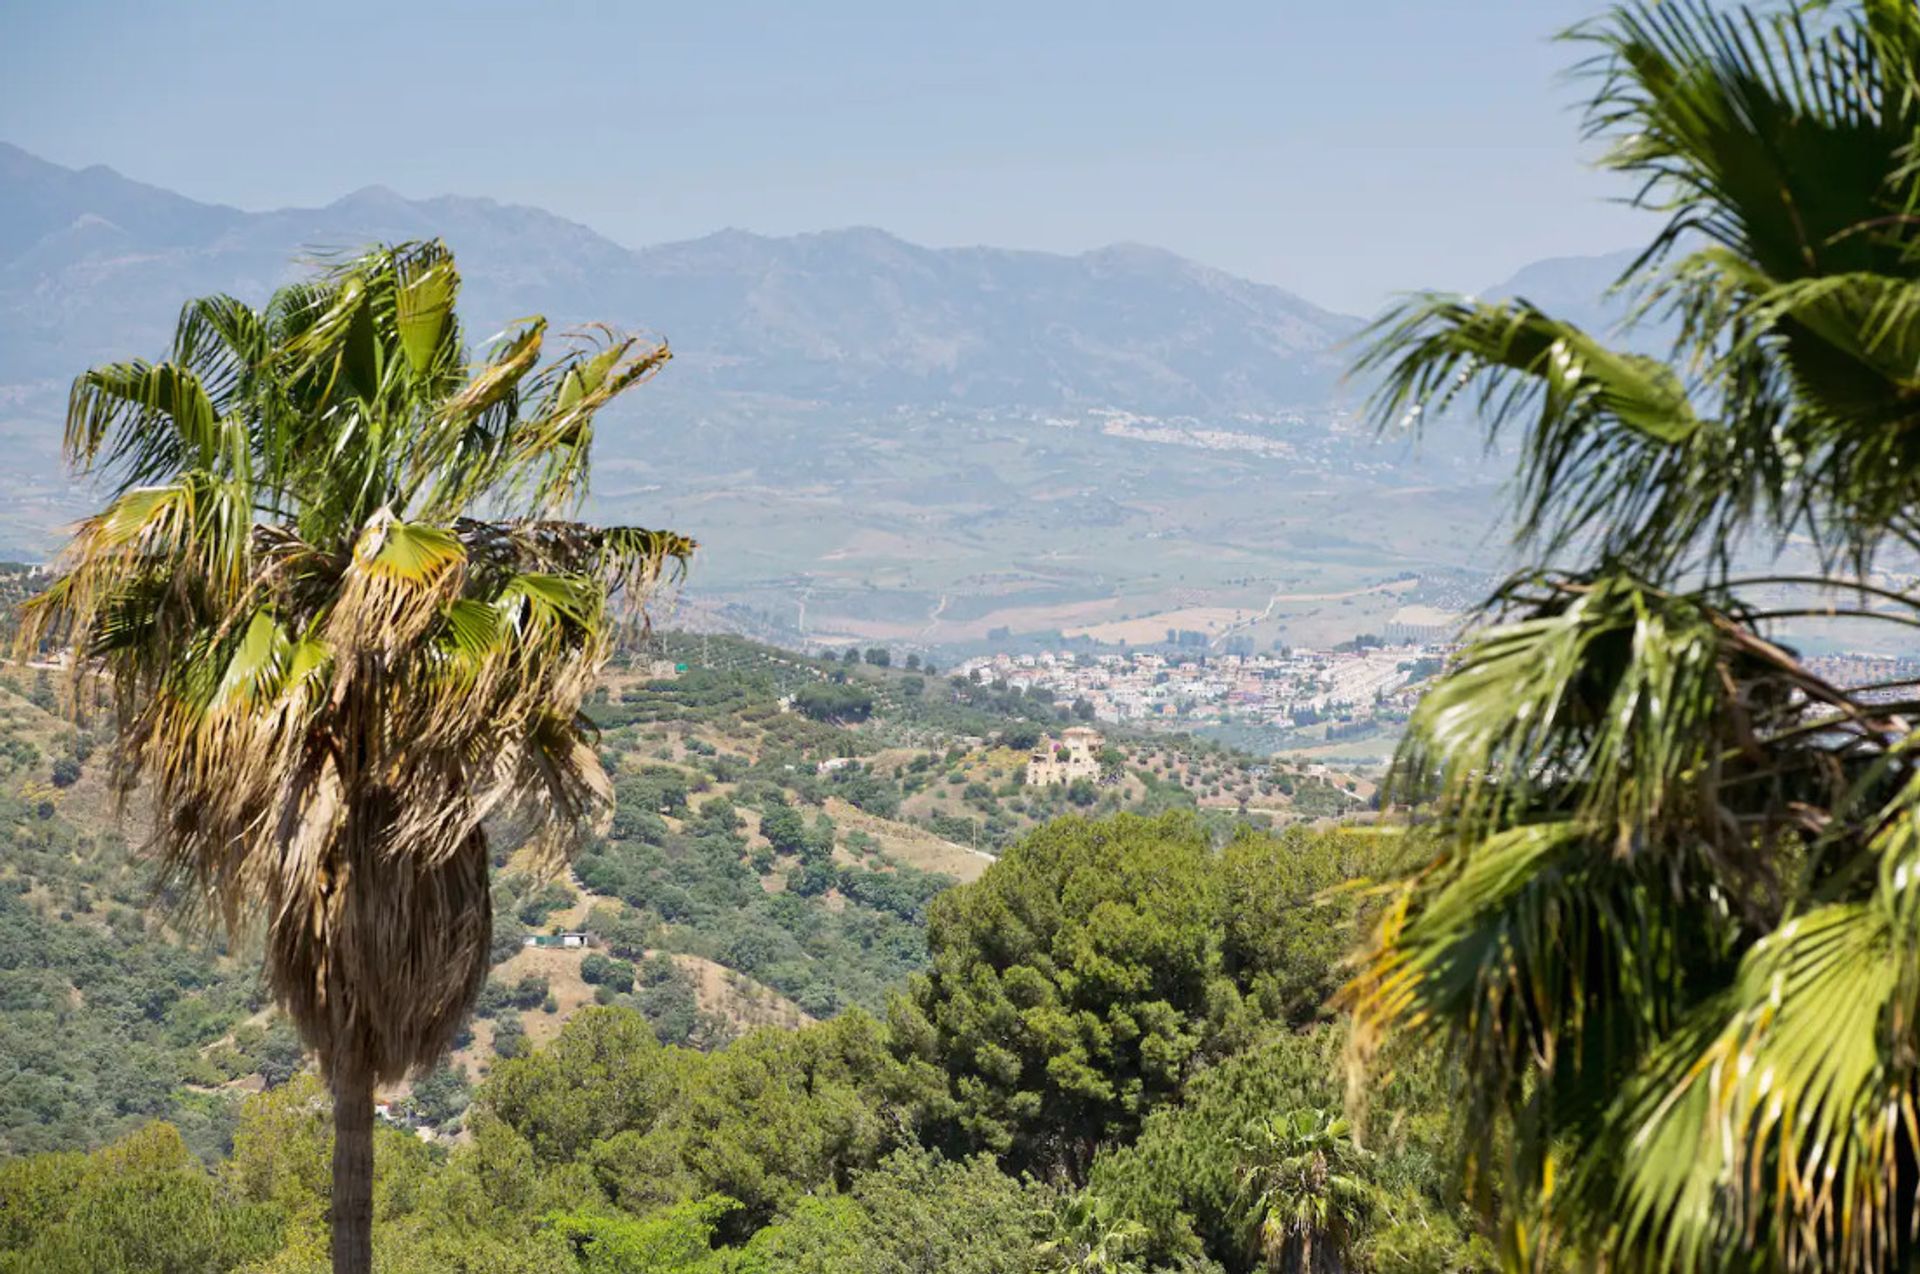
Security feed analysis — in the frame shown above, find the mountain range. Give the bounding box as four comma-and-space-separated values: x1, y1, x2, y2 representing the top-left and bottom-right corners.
0, 141, 1642, 651
0, 141, 1369, 415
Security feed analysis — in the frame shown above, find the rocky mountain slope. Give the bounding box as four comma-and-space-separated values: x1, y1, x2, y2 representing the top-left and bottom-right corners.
0, 141, 1354, 414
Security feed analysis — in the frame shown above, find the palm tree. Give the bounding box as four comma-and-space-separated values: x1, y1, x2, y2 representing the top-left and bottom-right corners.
1042, 1189, 1151, 1274
21, 241, 692, 1273
1237, 1108, 1375, 1274
1343, 2, 1920, 1270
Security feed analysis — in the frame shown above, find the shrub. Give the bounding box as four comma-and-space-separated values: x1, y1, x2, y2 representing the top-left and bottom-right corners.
581, 953, 637, 993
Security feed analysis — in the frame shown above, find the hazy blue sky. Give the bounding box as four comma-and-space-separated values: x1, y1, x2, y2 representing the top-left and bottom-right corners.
1, 0, 1648, 312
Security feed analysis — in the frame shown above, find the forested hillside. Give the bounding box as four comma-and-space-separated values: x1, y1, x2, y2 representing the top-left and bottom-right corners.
0, 628, 1368, 1169
0, 811, 1488, 1274
0, 664, 296, 1161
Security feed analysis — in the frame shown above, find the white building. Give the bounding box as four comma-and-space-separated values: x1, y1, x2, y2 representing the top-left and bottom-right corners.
1026, 726, 1103, 786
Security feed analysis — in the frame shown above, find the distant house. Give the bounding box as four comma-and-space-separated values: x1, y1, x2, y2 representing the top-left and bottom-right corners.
522, 931, 593, 950
1026, 726, 1104, 787
816, 756, 855, 775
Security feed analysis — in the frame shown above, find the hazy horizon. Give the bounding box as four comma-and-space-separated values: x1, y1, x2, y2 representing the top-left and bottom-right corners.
2, 0, 1647, 313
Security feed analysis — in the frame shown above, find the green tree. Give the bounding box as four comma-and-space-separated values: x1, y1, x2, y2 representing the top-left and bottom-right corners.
792, 682, 874, 723
1080, 1025, 1491, 1274
256, 1021, 307, 1089
1220, 828, 1387, 1031
1001, 724, 1042, 751
369, 1108, 588, 1272
1086, 1031, 1346, 1270
492, 1014, 530, 1061
893, 812, 1234, 1175
1040, 1190, 1151, 1274
787, 861, 835, 897
671, 1010, 930, 1230
1346, 2, 1920, 1267
726, 1194, 870, 1273
0, 1123, 282, 1274
0, 1151, 88, 1253
490, 913, 531, 965
581, 952, 637, 993
546, 1196, 740, 1273
516, 880, 577, 927
842, 1146, 1051, 1274
483, 1007, 689, 1166
725, 1148, 1049, 1274
759, 804, 810, 856
617, 767, 690, 821
229, 1075, 335, 1205
410, 1062, 471, 1128
20, 242, 691, 1273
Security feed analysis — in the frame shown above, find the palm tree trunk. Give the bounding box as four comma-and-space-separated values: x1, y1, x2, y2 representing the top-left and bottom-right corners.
331, 1060, 375, 1274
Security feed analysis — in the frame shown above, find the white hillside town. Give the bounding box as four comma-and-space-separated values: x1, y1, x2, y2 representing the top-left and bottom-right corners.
954, 642, 1450, 732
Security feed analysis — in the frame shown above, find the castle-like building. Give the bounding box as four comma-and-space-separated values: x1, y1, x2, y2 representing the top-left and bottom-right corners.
1025, 726, 1103, 786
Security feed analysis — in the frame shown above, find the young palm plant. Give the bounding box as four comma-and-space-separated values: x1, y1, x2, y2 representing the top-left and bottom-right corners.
21, 241, 692, 1273
1042, 1189, 1152, 1274
1237, 1108, 1376, 1274
1344, 2, 1920, 1270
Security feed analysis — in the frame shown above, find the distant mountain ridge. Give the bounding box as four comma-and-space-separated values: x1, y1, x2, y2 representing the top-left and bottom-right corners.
0, 141, 1359, 414
0, 142, 1666, 651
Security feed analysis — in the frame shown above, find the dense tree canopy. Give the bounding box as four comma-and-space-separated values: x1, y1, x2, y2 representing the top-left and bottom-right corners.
892, 813, 1389, 1176
0, 812, 1483, 1273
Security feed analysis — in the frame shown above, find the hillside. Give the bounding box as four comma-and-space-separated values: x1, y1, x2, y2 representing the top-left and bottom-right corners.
4, 809, 1488, 1274
0, 622, 1365, 1156
0, 669, 279, 1161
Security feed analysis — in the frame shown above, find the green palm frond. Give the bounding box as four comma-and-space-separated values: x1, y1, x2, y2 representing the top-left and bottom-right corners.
1589, 900, 1908, 1271
504, 326, 672, 515
1577, 1, 1920, 281
1346, 566, 1920, 1267
391, 240, 460, 378
66, 361, 226, 483
1356, 295, 1795, 580
1043, 1190, 1152, 1273
209, 610, 294, 713
170, 294, 268, 412
1391, 575, 1742, 839
1577, 0, 1920, 567
1345, 5, 1920, 1266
